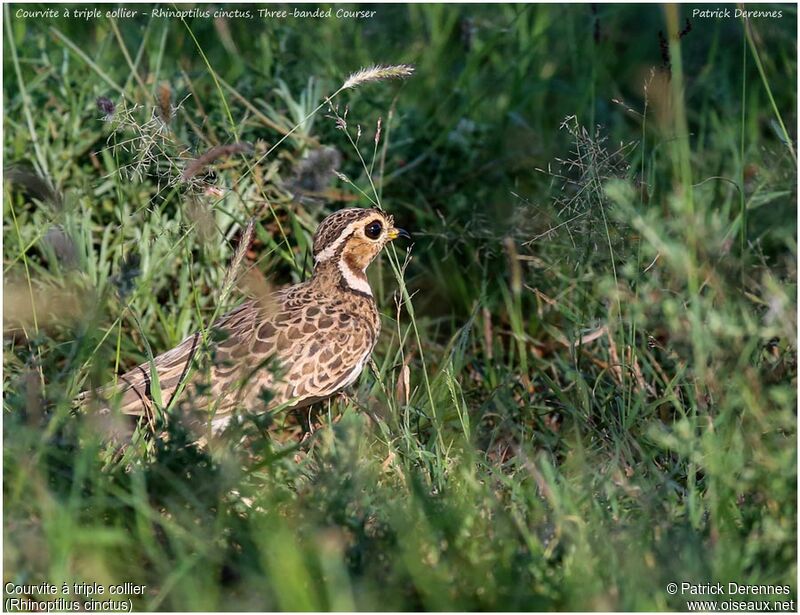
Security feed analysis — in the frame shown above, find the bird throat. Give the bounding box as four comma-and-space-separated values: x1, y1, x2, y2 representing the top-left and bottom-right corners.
337, 253, 372, 296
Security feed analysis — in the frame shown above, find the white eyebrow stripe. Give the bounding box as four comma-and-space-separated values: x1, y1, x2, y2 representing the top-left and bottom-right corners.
314, 220, 363, 263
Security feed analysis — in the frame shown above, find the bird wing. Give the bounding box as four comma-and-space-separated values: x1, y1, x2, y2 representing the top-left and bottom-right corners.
213, 289, 379, 416
279, 306, 377, 403
88, 288, 377, 429
91, 297, 270, 418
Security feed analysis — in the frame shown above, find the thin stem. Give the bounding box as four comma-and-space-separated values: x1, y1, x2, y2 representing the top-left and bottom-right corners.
7, 8, 49, 175
739, 16, 748, 268
180, 16, 237, 139
742, 14, 796, 164
49, 26, 128, 98
109, 18, 149, 97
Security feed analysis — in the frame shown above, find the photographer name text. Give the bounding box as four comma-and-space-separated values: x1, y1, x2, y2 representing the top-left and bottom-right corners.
693, 8, 782, 18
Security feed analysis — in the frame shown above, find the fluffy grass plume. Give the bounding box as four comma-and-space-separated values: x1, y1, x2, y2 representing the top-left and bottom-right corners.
342, 63, 416, 89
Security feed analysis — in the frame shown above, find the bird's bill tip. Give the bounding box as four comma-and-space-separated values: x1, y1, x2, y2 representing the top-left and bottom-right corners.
388, 227, 411, 241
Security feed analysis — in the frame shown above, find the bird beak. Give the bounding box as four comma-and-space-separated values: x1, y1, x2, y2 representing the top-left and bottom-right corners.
388, 227, 411, 241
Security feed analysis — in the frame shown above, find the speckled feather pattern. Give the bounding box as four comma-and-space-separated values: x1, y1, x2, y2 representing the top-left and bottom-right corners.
86, 208, 399, 440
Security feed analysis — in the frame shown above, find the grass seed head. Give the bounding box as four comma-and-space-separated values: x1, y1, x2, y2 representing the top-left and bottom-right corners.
341, 64, 415, 90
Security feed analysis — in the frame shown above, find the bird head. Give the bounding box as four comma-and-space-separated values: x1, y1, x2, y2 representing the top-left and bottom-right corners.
311, 208, 410, 296
312, 208, 410, 270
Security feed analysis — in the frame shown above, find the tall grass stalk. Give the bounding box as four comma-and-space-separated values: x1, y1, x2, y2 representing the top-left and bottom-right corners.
742, 14, 797, 164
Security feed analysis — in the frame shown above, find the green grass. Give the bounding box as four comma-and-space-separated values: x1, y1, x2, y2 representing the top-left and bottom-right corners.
3, 4, 797, 611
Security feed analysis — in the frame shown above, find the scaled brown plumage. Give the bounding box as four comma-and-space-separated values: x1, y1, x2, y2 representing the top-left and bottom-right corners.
81, 208, 409, 441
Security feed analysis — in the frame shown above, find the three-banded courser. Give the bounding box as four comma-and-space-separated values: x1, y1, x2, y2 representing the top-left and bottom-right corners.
81, 208, 409, 440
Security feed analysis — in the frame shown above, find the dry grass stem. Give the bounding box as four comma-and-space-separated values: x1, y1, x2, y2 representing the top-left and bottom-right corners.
219, 217, 256, 305
181, 142, 254, 182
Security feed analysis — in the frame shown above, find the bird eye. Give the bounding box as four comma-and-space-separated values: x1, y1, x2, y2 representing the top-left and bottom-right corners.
365, 221, 383, 239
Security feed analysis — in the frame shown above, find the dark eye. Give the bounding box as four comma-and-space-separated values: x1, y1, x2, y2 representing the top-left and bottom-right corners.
365, 221, 383, 239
